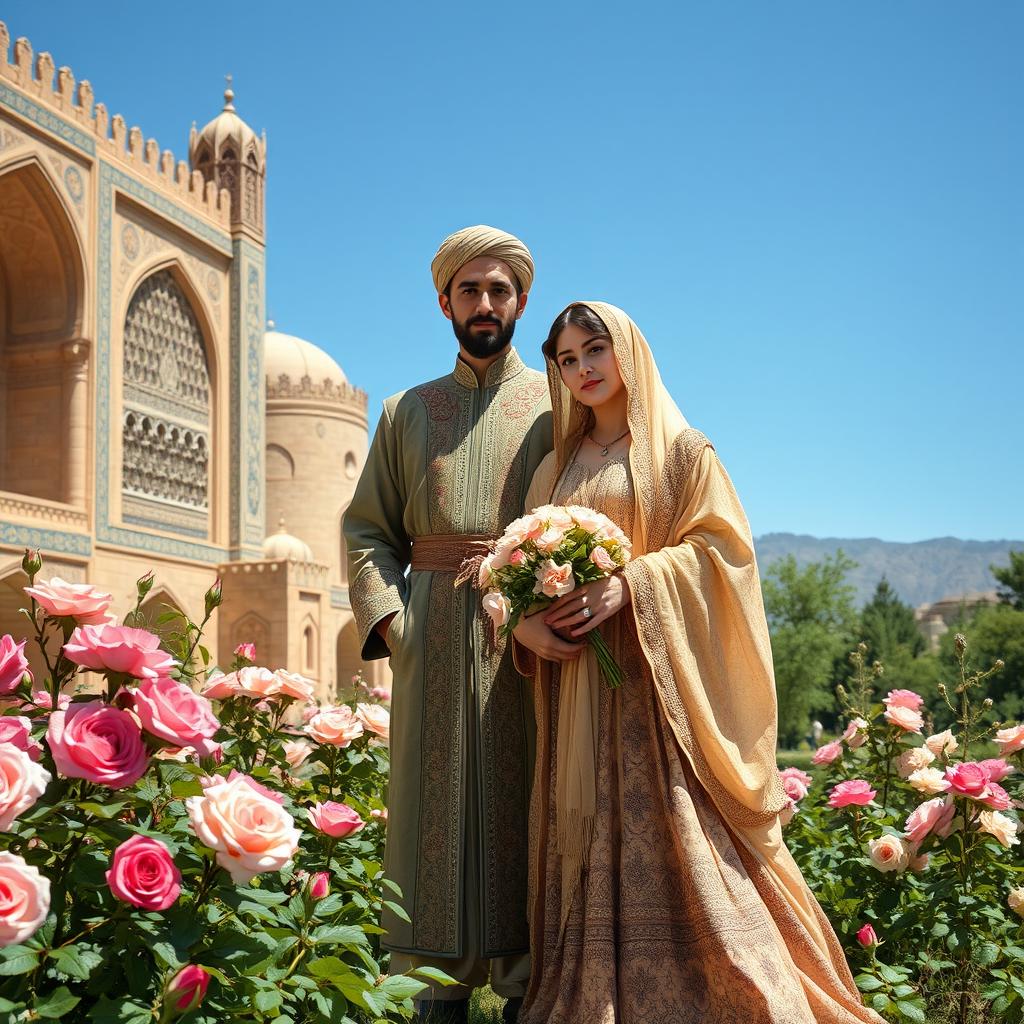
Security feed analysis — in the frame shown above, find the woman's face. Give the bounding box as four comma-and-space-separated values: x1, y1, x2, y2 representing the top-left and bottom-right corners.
554, 322, 625, 408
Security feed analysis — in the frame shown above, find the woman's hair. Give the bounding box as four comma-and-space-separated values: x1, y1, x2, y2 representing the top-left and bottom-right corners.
541, 303, 610, 362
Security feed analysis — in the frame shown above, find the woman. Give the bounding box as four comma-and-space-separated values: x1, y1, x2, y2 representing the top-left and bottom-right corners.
512, 302, 881, 1024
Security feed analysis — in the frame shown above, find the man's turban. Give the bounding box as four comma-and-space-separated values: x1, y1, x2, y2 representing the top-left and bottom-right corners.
431, 224, 535, 295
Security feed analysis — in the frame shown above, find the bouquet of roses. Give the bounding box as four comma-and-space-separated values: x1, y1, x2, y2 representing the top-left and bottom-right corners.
471, 504, 632, 688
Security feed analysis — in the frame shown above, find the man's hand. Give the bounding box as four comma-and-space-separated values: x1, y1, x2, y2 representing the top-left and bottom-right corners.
375, 613, 397, 644
544, 575, 630, 638
512, 612, 586, 663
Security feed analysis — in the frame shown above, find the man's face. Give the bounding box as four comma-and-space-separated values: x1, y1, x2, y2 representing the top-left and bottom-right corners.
438, 256, 528, 359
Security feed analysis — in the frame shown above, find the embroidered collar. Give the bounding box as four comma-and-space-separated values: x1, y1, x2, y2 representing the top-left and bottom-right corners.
452, 347, 526, 390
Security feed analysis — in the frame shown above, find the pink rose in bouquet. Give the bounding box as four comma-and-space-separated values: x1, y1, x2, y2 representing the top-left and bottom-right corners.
0, 716, 42, 761
475, 505, 632, 688
0, 851, 50, 946
23, 577, 113, 625
0, 744, 51, 830
828, 779, 876, 809
47, 701, 149, 788
308, 870, 330, 899
106, 834, 181, 910
0, 635, 30, 695
130, 676, 221, 757
308, 800, 364, 838
63, 624, 175, 680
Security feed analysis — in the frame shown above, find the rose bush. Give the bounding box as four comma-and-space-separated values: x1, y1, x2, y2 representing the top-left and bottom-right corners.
781, 639, 1024, 1024
0, 551, 439, 1022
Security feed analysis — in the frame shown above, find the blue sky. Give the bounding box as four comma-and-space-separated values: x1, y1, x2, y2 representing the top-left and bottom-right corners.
5, 3, 1022, 542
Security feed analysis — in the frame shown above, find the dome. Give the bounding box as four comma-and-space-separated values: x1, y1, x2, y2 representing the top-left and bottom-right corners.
262, 517, 314, 562
264, 324, 349, 388
190, 85, 264, 170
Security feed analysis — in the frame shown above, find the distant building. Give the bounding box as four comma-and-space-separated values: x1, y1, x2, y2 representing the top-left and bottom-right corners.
915, 590, 1000, 652
0, 23, 386, 699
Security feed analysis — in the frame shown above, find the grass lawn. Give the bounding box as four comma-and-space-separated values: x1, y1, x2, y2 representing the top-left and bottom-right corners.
776, 748, 814, 770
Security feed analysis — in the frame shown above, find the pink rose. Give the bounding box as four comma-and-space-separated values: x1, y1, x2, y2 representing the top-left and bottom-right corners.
980, 758, 1015, 783
482, 592, 511, 630
883, 689, 924, 711
909, 852, 930, 872
0, 717, 42, 761
200, 672, 242, 700
811, 740, 843, 766
370, 687, 391, 701
203, 770, 284, 805
370, 807, 388, 821
533, 559, 575, 599
234, 642, 256, 661
165, 964, 210, 1015
996, 724, 1024, 756
0, 636, 30, 695
186, 774, 299, 882
356, 702, 390, 741
130, 677, 220, 757
778, 766, 813, 802
282, 739, 314, 769
308, 870, 330, 899
0, 744, 51, 830
31, 690, 70, 710
0, 851, 50, 946
905, 795, 957, 845
779, 798, 797, 826
841, 717, 869, 749
63, 624, 176, 680
273, 671, 316, 702
308, 800, 364, 838
23, 577, 113, 624
106, 834, 181, 911
534, 525, 567, 553
478, 555, 495, 587
945, 762, 993, 801
509, 548, 527, 567
47, 702, 148, 788
233, 667, 280, 699
589, 546, 617, 573
490, 533, 524, 571
884, 704, 924, 733
306, 704, 364, 747
567, 505, 612, 534
982, 782, 1012, 811
828, 779, 877, 809
856, 924, 878, 947
867, 834, 911, 873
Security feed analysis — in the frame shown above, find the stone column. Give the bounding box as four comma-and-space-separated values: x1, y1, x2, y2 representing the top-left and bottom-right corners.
62, 339, 90, 507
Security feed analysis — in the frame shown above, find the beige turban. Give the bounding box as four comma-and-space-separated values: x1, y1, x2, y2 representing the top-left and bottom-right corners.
430, 224, 535, 294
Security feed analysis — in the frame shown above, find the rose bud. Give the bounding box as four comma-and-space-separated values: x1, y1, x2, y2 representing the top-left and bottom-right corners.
21, 549, 42, 579
164, 964, 210, 1016
308, 871, 330, 899
204, 577, 223, 616
856, 923, 879, 947
136, 571, 156, 601
308, 801, 364, 839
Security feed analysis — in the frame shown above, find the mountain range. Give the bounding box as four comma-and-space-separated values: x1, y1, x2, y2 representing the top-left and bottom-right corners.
752, 534, 1023, 608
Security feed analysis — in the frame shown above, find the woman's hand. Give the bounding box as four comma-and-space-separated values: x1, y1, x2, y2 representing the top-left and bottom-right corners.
512, 611, 586, 663
544, 575, 631, 638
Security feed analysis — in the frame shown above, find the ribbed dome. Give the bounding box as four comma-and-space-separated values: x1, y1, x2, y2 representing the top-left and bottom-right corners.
264, 326, 348, 388
190, 86, 264, 170
262, 517, 313, 562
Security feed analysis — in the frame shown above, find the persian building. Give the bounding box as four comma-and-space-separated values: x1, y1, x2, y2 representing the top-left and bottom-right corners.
0, 23, 384, 699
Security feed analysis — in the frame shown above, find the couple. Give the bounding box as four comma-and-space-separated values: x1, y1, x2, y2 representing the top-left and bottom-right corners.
345, 226, 881, 1024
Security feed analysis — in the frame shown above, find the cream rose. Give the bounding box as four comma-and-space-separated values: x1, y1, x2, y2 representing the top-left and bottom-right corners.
482, 592, 511, 630
895, 746, 935, 779
186, 774, 300, 883
978, 810, 1020, 849
995, 724, 1024, 756
273, 671, 316, 702
884, 704, 924, 733
924, 729, 959, 757
590, 546, 618, 573
907, 767, 952, 795
566, 506, 611, 534
1008, 887, 1024, 919
533, 560, 575, 599
305, 704, 364, 747
867, 834, 911, 873
356, 702, 390, 741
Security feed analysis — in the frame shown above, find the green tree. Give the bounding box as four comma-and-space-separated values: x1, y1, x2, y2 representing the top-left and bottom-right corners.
992, 549, 1024, 610
762, 551, 857, 747
859, 577, 925, 661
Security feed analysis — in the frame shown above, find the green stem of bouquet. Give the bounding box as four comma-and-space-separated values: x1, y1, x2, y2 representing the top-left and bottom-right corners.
588, 629, 623, 689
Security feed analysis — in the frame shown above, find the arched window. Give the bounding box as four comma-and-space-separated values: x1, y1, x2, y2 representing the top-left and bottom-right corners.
121, 269, 211, 536
302, 624, 316, 676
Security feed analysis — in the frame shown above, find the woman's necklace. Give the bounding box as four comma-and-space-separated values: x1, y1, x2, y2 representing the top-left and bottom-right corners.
588, 427, 631, 457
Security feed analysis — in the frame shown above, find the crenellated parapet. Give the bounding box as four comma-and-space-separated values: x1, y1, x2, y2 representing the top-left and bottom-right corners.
0, 21, 231, 229
266, 374, 369, 411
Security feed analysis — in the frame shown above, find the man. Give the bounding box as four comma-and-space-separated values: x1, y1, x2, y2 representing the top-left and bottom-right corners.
345, 226, 552, 1023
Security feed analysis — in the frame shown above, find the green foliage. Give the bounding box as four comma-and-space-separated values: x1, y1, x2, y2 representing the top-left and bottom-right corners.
762, 551, 858, 746
861, 579, 925, 661
0, 561, 430, 1022
992, 550, 1024, 611
781, 641, 1023, 1024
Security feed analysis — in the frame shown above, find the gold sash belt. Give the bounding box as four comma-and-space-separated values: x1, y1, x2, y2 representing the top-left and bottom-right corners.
410, 533, 497, 573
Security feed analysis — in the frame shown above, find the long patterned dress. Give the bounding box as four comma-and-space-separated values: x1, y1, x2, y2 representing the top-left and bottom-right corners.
522, 455, 852, 1024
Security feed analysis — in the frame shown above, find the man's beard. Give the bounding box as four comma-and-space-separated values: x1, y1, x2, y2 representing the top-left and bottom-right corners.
453, 313, 516, 359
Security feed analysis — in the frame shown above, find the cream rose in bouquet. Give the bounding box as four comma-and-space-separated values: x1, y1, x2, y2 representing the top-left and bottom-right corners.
468, 504, 631, 687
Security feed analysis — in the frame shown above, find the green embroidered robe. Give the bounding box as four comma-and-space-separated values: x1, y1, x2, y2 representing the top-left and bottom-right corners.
344, 348, 552, 958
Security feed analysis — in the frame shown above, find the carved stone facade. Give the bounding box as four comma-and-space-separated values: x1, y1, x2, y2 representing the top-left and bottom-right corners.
0, 23, 381, 702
